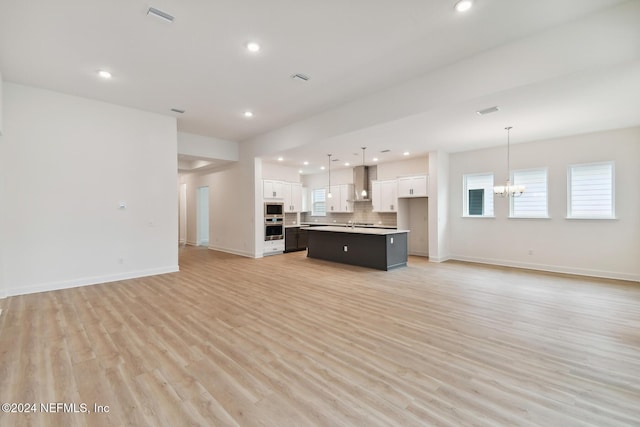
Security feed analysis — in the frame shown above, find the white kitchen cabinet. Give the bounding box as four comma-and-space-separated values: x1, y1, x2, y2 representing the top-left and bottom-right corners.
263, 180, 284, 199
398, 175, 428, 198
283, 182, 303, 212
263, 239, 284, 256
327, 184, 354, 213
372, 179, 398, 212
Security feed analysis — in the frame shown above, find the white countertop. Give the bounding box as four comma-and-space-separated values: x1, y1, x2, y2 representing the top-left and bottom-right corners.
300, 222, 397, 229
305, 226, 409, 235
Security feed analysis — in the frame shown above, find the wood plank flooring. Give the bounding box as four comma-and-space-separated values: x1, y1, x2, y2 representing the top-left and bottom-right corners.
1, 246, 639, 426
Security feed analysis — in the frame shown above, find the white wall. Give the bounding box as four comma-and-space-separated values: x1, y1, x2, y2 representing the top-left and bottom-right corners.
428, 151, 450, 262
302, 157, 429, 189
179, 158, 258, 257
377, 156, 428, 180
302, 168, 354, 190
449, 127, 640, 281
0, 83, 179, 296
177, 132, 238, 161
0, 73, 4, 297
262, 162, 300, 182
0, 72, 3, 135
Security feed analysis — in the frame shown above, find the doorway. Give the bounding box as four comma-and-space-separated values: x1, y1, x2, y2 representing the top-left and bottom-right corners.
196, 186, 209, 247
398, 198, 429, 257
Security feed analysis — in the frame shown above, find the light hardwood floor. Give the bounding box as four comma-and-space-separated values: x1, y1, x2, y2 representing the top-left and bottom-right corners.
1, 246, 639, 426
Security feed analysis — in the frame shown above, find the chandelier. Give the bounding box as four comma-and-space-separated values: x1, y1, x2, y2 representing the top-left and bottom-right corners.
493, 126, 525, 197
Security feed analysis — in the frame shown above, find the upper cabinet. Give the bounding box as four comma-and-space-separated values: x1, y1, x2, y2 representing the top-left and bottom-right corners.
397, 175, 428, 198
263, 180, 284, 199
264, 180, 303, 212
283, 182, 303, 212
372, 180, 398, 212
327, 184, 354, 213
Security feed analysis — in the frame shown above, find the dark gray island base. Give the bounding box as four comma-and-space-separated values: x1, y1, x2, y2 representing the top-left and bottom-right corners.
306, 226, 409, 271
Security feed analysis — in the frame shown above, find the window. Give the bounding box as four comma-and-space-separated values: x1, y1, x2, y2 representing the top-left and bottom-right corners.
568, 161, 614, 219
311, 188, 326, 216
510, 168, 548, 218
463, 173, 494, 217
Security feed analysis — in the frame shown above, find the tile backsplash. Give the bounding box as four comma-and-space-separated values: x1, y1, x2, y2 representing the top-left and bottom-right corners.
284, 213, 298, 226
301, 201, 397, 226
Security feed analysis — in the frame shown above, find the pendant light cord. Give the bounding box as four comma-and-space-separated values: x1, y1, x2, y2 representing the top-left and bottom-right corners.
505, 126, 512, 182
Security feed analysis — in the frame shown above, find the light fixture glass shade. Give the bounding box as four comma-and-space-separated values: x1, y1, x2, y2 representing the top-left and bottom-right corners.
455, 0, 473, 12
361, 189, 367, 198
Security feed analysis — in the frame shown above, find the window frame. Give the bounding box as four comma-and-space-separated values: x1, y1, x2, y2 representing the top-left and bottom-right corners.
311, 188, 327, 217
462, 172, 495, 218
567, 161, 615, 220
509, 167, 549, 219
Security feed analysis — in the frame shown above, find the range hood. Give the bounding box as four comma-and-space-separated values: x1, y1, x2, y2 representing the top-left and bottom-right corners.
352, 165, 377, 202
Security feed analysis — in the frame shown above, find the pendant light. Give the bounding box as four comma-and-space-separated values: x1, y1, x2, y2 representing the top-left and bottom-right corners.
360, 147, 368, 198
493, 126, 525, 197
327, 154, 333, 199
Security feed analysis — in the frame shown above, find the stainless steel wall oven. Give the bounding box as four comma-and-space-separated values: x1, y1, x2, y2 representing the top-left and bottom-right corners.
264, 217, 284, 241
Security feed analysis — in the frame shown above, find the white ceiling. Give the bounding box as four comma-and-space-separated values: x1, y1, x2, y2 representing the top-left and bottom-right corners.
1, 0, 639, 174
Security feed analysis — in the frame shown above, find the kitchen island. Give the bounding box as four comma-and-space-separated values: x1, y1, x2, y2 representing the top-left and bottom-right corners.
306, 226, 409, 270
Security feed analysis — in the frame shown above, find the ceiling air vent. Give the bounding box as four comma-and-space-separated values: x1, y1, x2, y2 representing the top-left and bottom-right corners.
170, 108, 185, 114
291, 73, 310, 82
147, 7, 175, 23
476, 106, 500, 115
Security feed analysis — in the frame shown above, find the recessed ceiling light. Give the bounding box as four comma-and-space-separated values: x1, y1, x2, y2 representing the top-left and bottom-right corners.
403, 151, 410, 156
455, 0, 473, 13
147, 7, 175, 23
320, 166, 326, 170
344, 162, 350, 166
372, 157, 379, 162
303, 161, 309, 165
244, 111, 254, 118
277, 157, 284, 162
246, 42, 260, 52
97, 70, 112, 79
298, 169, 303, 174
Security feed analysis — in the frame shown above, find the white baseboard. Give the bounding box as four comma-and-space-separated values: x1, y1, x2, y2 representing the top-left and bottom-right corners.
207, 244, 255, 258
449, 255, 640, 282
427, 255, 451, 263
409, 250, 429, 257
6, 265, 180, 297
